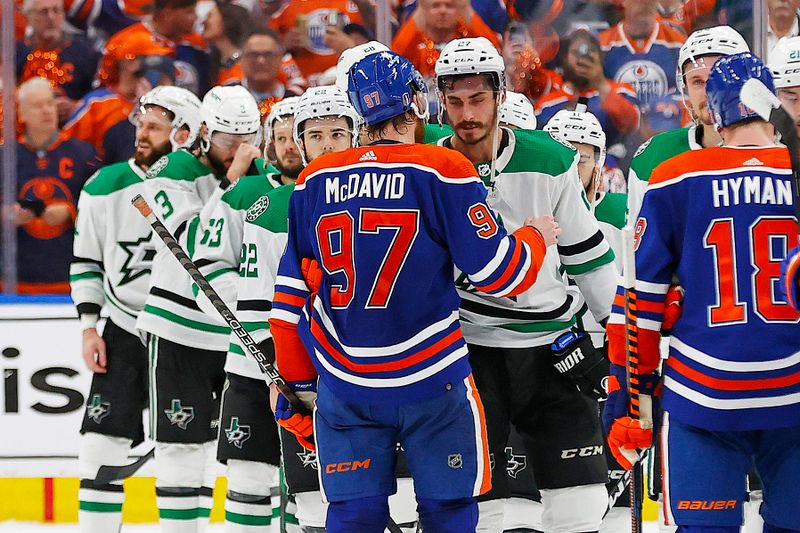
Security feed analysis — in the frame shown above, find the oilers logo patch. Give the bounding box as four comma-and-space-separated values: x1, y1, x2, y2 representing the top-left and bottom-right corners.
246, 195, 270, 222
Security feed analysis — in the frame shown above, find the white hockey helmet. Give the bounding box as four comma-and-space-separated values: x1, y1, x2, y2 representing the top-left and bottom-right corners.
434, 37, 506, 92
770, 37, 800, 89
544, 106, 606, 169
499, 91, 536, 130
200, 85, 262, 152
336, 41, 390, 91
265, 96, 301, 143
293, 85, 362, 164
137, 86, 202, 151
676, 26, 749, 93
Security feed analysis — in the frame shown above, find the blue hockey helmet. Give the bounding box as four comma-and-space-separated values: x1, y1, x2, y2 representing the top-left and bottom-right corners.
706, 52, 776, 129
347, 51, 428, 126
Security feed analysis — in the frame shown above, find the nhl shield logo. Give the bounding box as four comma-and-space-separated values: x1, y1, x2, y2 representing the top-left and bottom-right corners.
86, 394, 111, 424
164, 399, 195, 430
448, 453, 463, 469
225, 417, 251, 449
477, 163, 491, 178
246, 196, 270, 222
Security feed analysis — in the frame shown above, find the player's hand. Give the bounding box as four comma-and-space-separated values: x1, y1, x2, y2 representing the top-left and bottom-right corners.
602, 364, 660, 470
13, 203, 36, 226
525, 215, 560, 246
284, 27, 308, 53
275, 380, 317, 451
301, 258, 323, 293
82, 328, 108, 374
780, 245, 800, 310
226, 143, 262, 184
662, 284, 685, 331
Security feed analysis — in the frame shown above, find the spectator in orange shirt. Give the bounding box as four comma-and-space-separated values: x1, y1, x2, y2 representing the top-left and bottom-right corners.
536, 29, 639, 148
391, 0, 500, 79
269, 0, 366, 85
63, 34, 170, 156
10, 77, 97, 294
103, 0, 211, 94
16, 0, 101, 123
237, 29, 305, 119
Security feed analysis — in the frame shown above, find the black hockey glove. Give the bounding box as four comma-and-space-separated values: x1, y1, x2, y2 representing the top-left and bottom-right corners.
550, 331, 609, 400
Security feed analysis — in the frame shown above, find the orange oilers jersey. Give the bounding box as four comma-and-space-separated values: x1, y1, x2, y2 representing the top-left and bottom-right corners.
269, 0, 364, 83
62, 88, 134, 156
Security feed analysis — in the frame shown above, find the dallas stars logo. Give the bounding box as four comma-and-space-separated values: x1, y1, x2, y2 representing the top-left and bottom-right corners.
86, 394, 110, 424
297, 448, 319, 470
505, 446, 527, 479
118, 234, 156, 285
225, 417, 251, 449
164, 399, 195, 430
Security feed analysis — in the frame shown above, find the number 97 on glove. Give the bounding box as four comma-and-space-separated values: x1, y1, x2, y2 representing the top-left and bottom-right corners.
274, 380, 317, 451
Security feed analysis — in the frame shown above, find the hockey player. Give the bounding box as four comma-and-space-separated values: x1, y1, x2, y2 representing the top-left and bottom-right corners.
604, 52, 800, 532
433, 37, 617, 533
498, 91, 536, 131
268, 50, 559, 533
628, 25, 749, 223
185, 95, 301, 533
71, 85, 201, 533
135, 85, 261, 533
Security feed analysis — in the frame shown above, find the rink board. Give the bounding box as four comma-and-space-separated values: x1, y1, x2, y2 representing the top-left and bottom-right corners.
0, 299, 658, 523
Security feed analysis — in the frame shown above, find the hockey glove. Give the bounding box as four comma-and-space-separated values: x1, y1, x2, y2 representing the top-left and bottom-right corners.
661, 284, 684, 332
602, 364, 660, 470
551, 331, 609, 400
781, 245, 800, 311
301, 258, 323, 293
275, 380, 317, 451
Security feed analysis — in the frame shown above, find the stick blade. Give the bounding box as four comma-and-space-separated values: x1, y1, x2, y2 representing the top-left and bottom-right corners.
740, 78, 781, 122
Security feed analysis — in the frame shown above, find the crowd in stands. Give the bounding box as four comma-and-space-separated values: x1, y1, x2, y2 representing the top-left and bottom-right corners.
0, 0, 779, 293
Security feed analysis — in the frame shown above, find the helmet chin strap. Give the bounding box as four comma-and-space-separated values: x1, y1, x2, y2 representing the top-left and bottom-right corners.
488, 90, 506, 192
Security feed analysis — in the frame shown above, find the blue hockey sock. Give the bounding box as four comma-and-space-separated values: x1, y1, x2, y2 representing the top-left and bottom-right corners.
676, 527, 739, 533
417, 497, 478, 533
326, 495, 389, 533
764, 523, 800, 533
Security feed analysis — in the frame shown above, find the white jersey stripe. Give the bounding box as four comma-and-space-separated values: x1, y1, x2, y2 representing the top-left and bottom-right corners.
664, 375, 800, 409
275, 275, 309, 292
672, 335, 800, 372
470, 238, 511, 284
464, 376, 486, 497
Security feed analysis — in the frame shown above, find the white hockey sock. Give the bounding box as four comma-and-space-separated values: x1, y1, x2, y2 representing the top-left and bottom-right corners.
157, 487, 208, 533
476, 499, 505, 533
224, 491, 276, 532
78, 480, 124, 533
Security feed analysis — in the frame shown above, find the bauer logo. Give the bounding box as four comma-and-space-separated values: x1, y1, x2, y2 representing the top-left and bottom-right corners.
164, 399, 195, 430
448, 453, 463, 469
225, 417, 251, 448
677, 500, 737, 511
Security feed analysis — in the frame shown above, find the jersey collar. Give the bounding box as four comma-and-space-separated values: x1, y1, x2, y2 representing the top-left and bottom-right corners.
618, 21, 659, 55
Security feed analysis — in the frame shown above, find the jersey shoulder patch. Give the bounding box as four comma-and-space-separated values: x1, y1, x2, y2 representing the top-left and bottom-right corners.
246, 195, 270, 222
246, 184, 294, 233
146, 150, 213, 181
145, 156, 169, 178
223, 174, 276, 210
84, 161, 142, 196
505, 129, 576, 177
629, 127, 691, 183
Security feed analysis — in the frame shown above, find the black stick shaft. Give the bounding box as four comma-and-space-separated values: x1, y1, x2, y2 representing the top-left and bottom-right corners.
131, 195, 307, 413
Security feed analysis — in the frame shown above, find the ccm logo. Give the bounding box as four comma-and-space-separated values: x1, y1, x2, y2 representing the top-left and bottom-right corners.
677, 500, 737, 511
325, 459, 371, 474
560, 445, 603, 459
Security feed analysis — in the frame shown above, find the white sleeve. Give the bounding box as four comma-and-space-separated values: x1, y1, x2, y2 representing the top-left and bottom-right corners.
70, 186, 106, 317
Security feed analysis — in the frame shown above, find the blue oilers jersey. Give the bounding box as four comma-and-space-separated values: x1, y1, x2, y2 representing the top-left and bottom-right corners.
607, 146, 800, 432
270, 142, 547, 404
600, 22, 686, 108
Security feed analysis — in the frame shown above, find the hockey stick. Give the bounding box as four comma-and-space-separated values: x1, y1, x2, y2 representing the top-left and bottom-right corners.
740, 78, 800, 224
131, 196, 405, 533
131, 195, 307, 413
621, 226, 651, 533
95, 448, 155, 484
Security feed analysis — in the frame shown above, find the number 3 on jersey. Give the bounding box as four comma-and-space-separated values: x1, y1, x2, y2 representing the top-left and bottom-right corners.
704, 216, 799, 326
316, 209, 419, 309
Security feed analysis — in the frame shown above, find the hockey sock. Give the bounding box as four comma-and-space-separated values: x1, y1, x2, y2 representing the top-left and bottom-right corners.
78, 479, 124, 533
157, 487, 209, 533
224, 490, 276, 532
763, 524, 800, 533
326, 495, 390, 533
417, 497, 479, 533
476, 499, 504, 532
541, 484, 606, 533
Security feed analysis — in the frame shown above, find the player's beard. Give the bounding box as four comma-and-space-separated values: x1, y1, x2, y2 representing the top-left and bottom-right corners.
135, 139, 172, 168
274, 152, 304, 179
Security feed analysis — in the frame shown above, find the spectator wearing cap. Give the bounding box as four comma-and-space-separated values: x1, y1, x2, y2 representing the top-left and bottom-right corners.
391, 0, 500, 79
6, 78, 96, 294
238, 29, 306, 119
269, 0, 367, 85
536, 29, 639, 148
768, 0, 800, 59
62, 34, 172, 156
100, 55, 178, 165
599, 0, 685, 109
102, 0, 212, 94
15, 0, 101, 123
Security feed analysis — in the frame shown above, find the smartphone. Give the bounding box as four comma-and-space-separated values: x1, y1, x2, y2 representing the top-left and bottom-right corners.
327, 11, 346, 29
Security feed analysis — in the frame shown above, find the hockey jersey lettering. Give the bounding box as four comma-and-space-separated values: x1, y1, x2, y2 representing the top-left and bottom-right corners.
71, 160, 154, 334
270, 143, 546, 403
607, 146, 800, 431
